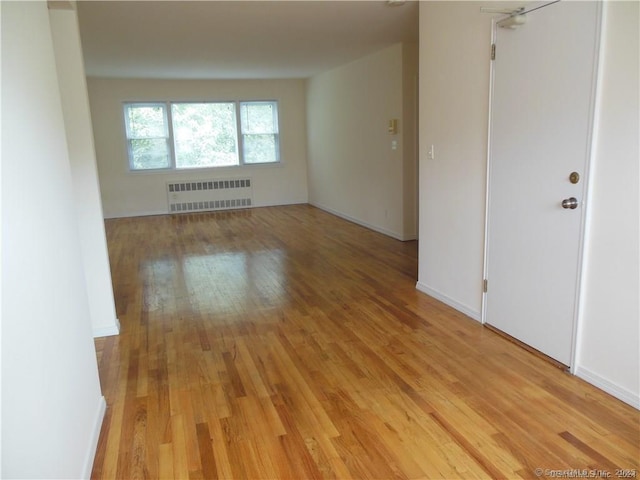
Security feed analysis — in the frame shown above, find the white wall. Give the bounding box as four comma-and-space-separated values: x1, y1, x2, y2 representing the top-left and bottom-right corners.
417, 2, 489, 319
87, 77, 308, 218
1, 2, 105, 477
307, 43, 418, 241
402, 42, 419, 240
49, 5, 119, 338
575, 1, 639, 408
417, 1, 639, 407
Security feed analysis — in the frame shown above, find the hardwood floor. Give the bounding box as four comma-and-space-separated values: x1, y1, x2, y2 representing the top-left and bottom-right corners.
92, 205, 639, 480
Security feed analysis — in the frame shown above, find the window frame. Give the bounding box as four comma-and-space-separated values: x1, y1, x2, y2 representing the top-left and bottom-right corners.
238, 100, 281, 165
123, 100, 281, 172
123, 102, 172, 171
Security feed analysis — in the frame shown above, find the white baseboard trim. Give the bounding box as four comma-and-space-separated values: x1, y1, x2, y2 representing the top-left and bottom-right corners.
415, 281, 481, 322
104, 209, 167, 219
574, 365, 640, 410
309, 202, 414, 241
81, 396, 107, 479
93, 318, 120, 338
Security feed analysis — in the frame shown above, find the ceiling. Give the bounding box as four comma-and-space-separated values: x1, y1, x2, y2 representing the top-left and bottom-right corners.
77, 1, 419, 80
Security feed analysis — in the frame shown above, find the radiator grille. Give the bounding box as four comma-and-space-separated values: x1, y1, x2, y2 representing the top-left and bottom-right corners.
167, 178, 252, 214
168, 178, 251, 193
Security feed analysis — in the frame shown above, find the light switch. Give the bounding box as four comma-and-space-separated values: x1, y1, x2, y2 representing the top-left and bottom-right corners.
391, 140, 398, 150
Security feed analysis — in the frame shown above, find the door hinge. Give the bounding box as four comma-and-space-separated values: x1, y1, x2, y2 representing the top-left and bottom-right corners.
483, 279, 488, 293
491, 43, 496, 61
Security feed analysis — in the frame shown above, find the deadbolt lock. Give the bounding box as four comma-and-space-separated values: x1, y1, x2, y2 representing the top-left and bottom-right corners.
569, 172, 580, 184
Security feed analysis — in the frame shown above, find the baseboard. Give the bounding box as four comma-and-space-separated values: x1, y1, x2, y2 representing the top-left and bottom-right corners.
401, 232, 418, 241
415, 281, 481, 322
81, 396, 107, 479
93, 318, 120, 338
309, 202, 412, 241
104, 209, 167, 219
575, 365, 640, 410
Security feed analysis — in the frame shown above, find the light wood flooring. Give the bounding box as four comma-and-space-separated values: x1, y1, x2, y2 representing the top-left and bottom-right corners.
92, 204, 639, 479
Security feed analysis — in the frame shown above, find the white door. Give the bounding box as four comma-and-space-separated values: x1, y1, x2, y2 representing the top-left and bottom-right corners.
484, 1, 600, 366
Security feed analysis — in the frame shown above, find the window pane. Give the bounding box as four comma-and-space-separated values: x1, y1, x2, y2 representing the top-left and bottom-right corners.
240, 102, 277, 134
172, 103, 238, 168
129, 138, 170, 169
124, 104, 170, 170
243, 134, 278, 164
126, 105, 167, 138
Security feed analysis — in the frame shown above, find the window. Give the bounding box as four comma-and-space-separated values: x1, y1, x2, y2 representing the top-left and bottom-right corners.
123, 100, 280, 171
172, 102, 238, 169
240, 101, 279, 164
124, 103, 171, 170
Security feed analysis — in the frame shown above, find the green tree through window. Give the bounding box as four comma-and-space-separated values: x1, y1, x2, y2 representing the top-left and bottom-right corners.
123, 101, 280, 171
241, 102, 279, 164
172, 103, 239, 168
124, 103, 170, 170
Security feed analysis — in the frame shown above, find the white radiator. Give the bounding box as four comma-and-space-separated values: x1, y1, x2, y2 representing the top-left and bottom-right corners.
167, 178, 252, 214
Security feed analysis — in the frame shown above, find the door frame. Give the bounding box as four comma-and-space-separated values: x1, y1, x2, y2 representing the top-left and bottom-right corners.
481, 1, 603, 373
